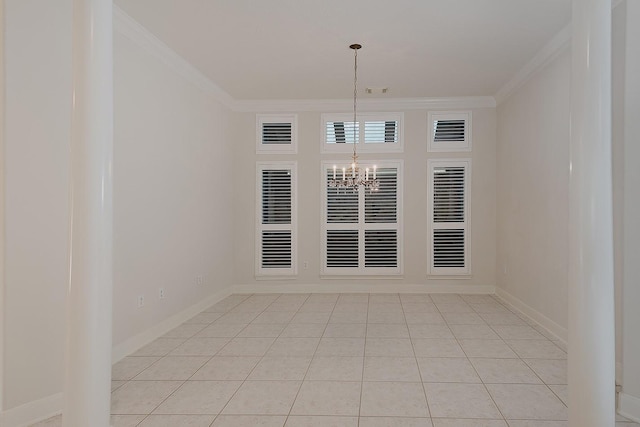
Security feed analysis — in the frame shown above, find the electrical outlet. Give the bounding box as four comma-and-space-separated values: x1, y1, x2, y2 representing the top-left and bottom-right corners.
137, 295, 145, 308
159, 288, 165, 299
196, 275, 204, 285
303, 261, 309, 269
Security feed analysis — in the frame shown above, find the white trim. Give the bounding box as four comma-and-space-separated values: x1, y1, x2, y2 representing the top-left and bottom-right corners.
255, 161, 298, 277
234, 97, 496, 113
494, 24, 571, 105
256, 114, 298, 154
495, 287, 568, 344
233, 283, 496, 294
112, 5, 235, 109
619, 392, 640, 423
112, 287, 233, 363
0, 392, 63, 427
321, 112, 404, 154
0, 0, 5, 412
427, 111, 472, 152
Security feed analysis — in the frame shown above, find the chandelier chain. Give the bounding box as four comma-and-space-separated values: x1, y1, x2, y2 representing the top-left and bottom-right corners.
353, 46, 358, 162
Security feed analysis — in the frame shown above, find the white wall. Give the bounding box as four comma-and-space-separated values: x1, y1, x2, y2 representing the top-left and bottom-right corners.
495, 48, 571, 340
1, 2, 235, 417
3, 0, 72, 411
232, 108, 497, 291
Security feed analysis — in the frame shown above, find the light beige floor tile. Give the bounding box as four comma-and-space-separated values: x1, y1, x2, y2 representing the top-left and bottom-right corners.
360, 381, 429, 417
307, 294, 340, 304
212, 415, 287, 426
432, 420, 507, 427
492, 325, 546, 340
468, 303, 511, 313
153, 381, 242, 415
285, 415, 358, 427
367, 323, 410, 338
251, 312, 296, 324
417, 357, 481, 383
306, 356, 364, 381
216, 337, 276, 356
191, 356, 261, 380
412, 339, 465, 358
431, 294, 465, 304
405, 312, 446, 324
337, 294, 369, 304
216, 312, 260, 324
273, 293, 310, 304
401, 302, 438, 313
506, 421, 568, 427
137, 414, 216, 426
458, 339, 518, 358
367, 311, 406, 323
195, 322, 247, 338
291, 312, 331, 324
442, 312, 485, 325
298, 302, 336, 313
424, 383, 501, 419
363, 356, 421, 382
111, 415, 147, 427
237, 323, 287, 338
333, 303, 369, 314
163, 323, 208, 338
368, 302, 404, 312
478, 312, 527, 326
131, 338, 186, 356
470, 358, 542, 384
169, 337, 230, 356
449, 324, 500, 340
524, 359, 567, 384
505, 340, 567, 359
461, 295, 498, 304
369, 294, 401, 304
323, 323, 367, 337
435, 303, 474, 313
112, 357, 161, 381
222, 380, 302, 415
329, 310, 368, 323
486, 384, 568, 420
408, 324, 454, 339
248, 356, 312, 380
291, 381, 361, 416
360, 417, 433, 427
112, 380, 127, 392
548, 384, 568, 405
366, 338, 415, 357
316, 338, 365, 356
111, 380, 183, 414
266, 302, 304, 312
399, 294, 433, 303
266, 337, 320, 357
185, 312, 224, 324
134, 356, 209, 380
280, 323, 326, 338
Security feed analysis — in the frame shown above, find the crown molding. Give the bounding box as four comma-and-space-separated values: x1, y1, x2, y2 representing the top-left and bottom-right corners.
231, 96, 496, 113
113, 5, 235, 109
494, 23, 572, 105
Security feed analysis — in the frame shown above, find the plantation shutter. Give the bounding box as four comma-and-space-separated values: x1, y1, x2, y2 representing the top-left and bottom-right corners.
256, 115, 297, 154
322, 113, 403, 153
322, 163, 401, 275
428, 111, 471, 152
428, 160, 470, 275
257, 163, 297, 276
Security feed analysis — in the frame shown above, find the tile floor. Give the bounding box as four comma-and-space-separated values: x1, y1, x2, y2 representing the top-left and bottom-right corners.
33, 293, 639, 427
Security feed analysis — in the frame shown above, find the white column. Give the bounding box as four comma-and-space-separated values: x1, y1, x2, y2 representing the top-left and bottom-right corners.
568, 0, 615, 426
63, 0, 113, 426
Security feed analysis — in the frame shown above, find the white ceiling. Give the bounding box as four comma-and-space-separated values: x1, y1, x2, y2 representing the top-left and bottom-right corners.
114, 0, 571, 100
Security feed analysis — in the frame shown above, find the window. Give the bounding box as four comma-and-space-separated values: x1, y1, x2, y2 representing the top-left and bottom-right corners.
321, 160, 402, 275
427, 159, 471, 275
321, 112, 403, 153
256, 162, 297, 276
427, 111, 472, 152
256, 114, 297, 154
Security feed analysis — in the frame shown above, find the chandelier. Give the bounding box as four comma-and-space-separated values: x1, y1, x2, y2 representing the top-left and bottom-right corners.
328, 44, 379, 192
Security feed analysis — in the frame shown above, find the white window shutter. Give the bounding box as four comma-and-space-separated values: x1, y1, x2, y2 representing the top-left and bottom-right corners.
428, 159, 470, 275
256, 114, 297, 154
322, 113, 404, 153
427, 111, 472, 152
256, 162, 297, 276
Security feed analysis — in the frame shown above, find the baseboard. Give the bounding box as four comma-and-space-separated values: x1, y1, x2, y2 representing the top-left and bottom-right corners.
112, 286, 233, 363
232, 283, 496, 295
619, 392, 640, 423
0, 392, 62, 427
494, 287, 568, 345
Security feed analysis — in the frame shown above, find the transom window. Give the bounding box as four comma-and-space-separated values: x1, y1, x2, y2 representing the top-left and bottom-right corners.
321, 112, 404, 153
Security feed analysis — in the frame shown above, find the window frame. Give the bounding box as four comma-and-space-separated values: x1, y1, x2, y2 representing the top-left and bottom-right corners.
256, 114, 298, 154
320, 159, 403, 276
427, 111, 472, 152
427, 158, 471, 276
321, 112, 404, 154
255, 161, 298, 278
